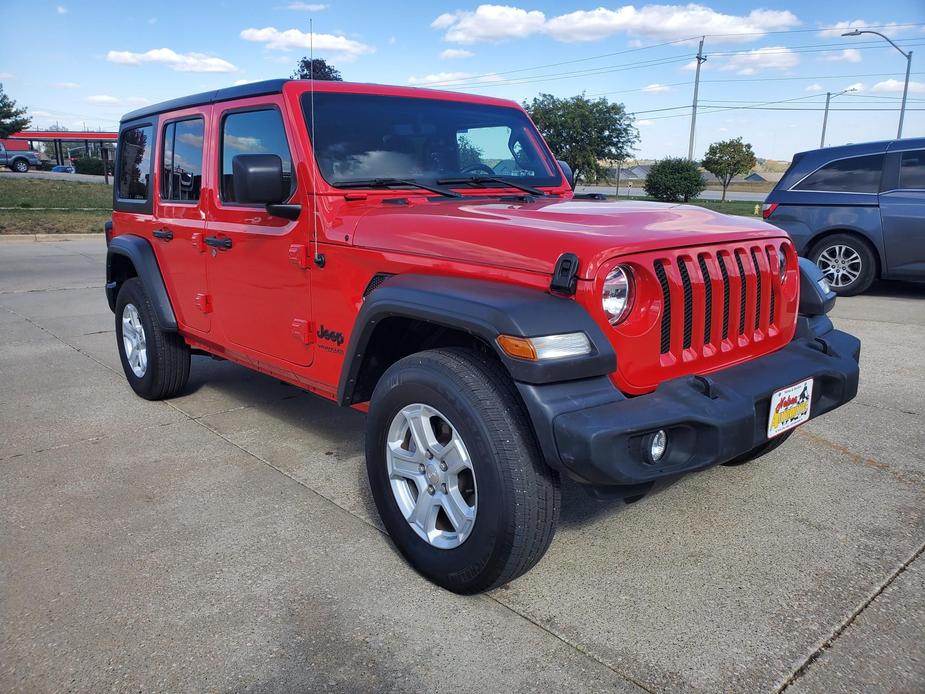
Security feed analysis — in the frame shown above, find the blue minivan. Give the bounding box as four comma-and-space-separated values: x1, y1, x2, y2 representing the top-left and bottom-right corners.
763, 138, 925, 295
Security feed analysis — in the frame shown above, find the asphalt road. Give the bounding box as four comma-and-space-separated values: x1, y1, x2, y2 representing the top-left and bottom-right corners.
576, 184, 768, 201
1, 236, 923, 693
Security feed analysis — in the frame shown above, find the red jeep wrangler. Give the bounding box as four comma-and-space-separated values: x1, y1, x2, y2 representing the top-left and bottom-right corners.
106, 79, 860, 593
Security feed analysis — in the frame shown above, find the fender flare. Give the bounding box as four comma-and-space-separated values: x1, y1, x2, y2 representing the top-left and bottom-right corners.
106, 234, 177, 331
337, 274, 616, 405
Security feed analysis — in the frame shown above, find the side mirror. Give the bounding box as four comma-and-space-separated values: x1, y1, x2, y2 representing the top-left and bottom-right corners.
232, 154, 285, 204
557, 159, 575, 190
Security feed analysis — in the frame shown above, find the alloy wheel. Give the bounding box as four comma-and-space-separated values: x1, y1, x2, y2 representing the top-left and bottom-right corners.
121, 303, 148, 378
385, 403, 477, 549
816, 244, 862, 288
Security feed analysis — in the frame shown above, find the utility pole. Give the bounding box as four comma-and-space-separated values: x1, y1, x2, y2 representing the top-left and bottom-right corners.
843, 29, 913, 138
820, 87, 856, 147
687, 36, 706, 161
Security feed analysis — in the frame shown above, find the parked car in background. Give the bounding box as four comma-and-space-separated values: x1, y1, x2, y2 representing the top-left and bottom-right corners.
51, 164, 76, 173
763, 138, 925, 295
0, 139, 45, 173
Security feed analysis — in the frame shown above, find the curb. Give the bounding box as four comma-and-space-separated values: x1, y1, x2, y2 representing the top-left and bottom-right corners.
0, 233, 105, 242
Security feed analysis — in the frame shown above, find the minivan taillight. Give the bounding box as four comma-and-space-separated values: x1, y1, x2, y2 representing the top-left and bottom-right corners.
761, 203, 778, 220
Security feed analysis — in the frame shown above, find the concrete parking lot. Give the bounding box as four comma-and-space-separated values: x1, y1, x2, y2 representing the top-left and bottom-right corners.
1, 235, 923, 693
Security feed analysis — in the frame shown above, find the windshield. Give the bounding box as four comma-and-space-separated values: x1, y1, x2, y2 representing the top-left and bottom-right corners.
301, 92, 562, 188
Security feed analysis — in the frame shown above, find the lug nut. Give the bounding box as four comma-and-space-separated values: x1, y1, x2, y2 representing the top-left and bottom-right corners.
427, 485, 436, 495
441, 483, 448, 494
425, 450, 434, 460
418, 463, 425, 473
439, 461, 448, 472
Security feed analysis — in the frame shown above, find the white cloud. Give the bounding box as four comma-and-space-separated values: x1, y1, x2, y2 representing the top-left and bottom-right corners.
872, 79, 925, 94
818, 20, 906, 38
844, 82, 865, 92
821, 48, 861, 63
637, 119, 654, 126
30, 110, 53, 117
721, 46, 799, 75
286, 2, 328, 10
107, 48, 237, 72
50, 81, 80, 89
56, 6, 67, 14
641, 83, 670, 93
239, 27, 374, 61
408, 71, 472, 85
433, 5, 546, 44
87, 95, 120, 104
805, 83, 823, 92
0, 72, 16, 79
441, 48, 474, 59
545, 5, 799, 43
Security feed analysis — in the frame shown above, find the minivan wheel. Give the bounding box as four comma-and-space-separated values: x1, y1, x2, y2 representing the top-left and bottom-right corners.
366, 347, 560, 594
12, 158, 29, 173
115, 278, 190, 400
808, 234, 876, 296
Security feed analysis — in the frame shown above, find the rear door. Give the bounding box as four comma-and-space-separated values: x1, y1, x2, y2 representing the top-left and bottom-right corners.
880, 148, 925, 279
152, 108, 211, 334
205, 98, 313, 367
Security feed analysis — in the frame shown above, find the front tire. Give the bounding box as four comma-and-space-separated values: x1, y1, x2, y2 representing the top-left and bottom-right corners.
115, 278, 190, 400
366, 348, 560, 594
808, 234, 876, 296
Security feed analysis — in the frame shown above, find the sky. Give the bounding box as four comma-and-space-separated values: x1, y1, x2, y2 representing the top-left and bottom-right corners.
1, 1, 923, 162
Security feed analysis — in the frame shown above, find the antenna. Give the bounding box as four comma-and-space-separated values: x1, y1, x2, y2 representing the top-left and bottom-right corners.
309, 18, 324, 268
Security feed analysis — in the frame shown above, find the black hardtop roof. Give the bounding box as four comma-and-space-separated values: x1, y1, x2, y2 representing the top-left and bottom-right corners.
121, 79, 288, 123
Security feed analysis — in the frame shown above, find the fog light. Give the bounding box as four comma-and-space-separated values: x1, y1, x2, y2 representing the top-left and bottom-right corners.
646, 429, 668, 463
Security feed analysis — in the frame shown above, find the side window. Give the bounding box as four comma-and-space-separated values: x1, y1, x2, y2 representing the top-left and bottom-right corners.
221, 109, 294, 203
117, 125, 153, 200
898, 150, 925, 190
794, 154, 884, 194
161, 118, 204, 202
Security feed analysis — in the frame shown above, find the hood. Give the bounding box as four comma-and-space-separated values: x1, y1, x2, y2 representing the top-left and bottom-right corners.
351, 198, 785, 279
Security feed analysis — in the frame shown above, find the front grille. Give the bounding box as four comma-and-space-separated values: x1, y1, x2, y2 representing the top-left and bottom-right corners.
654, 243, 785, 357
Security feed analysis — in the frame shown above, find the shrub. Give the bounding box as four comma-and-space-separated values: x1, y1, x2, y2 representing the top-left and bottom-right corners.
644, 158, 705, 202
74, 157, 104, 175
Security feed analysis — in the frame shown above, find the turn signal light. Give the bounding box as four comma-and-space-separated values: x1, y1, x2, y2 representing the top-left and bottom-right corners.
496, 332, 592, 361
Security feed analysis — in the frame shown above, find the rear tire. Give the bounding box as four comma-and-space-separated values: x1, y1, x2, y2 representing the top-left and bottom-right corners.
808, 233, 876, 296
365, 347, 560, 594
722, 430, 793, 466
115, 278, 190, 400
12, 158, 29, 173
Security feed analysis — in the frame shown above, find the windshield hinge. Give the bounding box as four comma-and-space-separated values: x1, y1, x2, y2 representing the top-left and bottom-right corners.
550, 252, 580, 296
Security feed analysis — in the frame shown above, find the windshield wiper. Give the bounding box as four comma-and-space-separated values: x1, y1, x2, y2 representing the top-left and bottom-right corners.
437, 175, 547, 197
336, 178, 462, 198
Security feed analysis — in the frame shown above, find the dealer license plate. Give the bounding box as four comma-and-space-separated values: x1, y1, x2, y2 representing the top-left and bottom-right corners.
767, 378, 813, 438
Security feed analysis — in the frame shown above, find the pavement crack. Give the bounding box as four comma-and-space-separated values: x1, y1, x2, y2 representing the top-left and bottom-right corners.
776, 541, 925, 692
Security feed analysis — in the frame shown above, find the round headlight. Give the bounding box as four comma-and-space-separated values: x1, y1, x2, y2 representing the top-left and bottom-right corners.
602, 265, 634, 326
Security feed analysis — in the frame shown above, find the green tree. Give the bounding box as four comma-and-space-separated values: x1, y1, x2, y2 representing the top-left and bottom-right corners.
644, 158, 705, 202
523, 93, 637, 184
702, 137, 757, 202
291, 58, 343, 81
0, 84, 31, 138
457, 135, 483, 170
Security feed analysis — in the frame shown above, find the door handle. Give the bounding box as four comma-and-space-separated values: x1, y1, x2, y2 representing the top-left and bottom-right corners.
204, 236, 232, 250
153, 229, 173, 241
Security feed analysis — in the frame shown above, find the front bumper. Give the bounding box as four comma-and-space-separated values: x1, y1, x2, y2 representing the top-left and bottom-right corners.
518, 327, 860, 487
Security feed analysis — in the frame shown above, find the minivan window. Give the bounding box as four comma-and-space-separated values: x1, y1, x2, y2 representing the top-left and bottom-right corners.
899, 150, 925, 190
161, 118, 204, 202
117, 125, 153, 200
220, 109, 294, 203
793, 154, 883, 194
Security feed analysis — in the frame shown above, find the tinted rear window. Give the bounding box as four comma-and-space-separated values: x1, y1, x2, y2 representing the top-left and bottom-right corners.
117, 125, 153, 200
899, 150, 925, 190
793, 154, 883, 193
161, 118, 204, 202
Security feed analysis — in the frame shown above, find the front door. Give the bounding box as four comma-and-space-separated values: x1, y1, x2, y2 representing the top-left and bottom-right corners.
152, 109, 211, 334
205, 100, 313, 367
880, 148, 925, 280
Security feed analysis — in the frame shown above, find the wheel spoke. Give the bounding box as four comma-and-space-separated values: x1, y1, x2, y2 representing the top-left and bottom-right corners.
388, 442, 423, 478
408, 492, 438, 533
403, 405, 435, 456
441, 487, 474, 532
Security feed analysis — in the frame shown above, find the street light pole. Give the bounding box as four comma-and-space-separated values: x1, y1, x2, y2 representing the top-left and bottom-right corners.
843, 29, 913, 138
687, 36, 706, 162
820, 87, 856, 148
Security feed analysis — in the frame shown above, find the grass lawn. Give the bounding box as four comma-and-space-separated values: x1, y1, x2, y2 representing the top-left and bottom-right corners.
608, 195, 761, 218
0, 177, 111, 234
